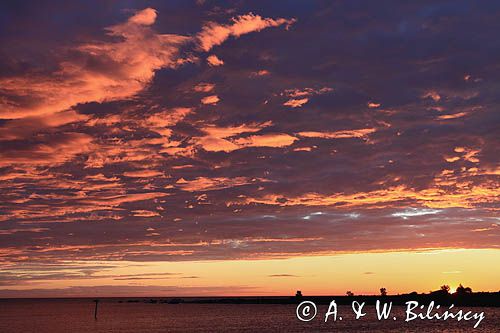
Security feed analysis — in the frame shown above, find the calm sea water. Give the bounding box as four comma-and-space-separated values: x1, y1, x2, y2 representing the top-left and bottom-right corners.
0, 299, 498, 332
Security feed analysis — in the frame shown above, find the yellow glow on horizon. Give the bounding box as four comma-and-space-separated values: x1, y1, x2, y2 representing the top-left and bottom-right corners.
5, 248, 500, 297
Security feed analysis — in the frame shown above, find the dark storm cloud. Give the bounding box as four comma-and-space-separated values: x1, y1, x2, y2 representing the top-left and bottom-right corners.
0, 0, 498, 272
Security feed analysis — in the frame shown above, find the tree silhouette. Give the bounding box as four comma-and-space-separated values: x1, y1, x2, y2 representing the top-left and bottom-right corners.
346, 291, 354, 297
456, 284, 472, 294
380, 287, 387, 296
440, 285, 450, 293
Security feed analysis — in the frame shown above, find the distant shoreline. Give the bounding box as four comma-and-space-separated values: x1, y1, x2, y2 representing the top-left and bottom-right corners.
1, 292, 499, 307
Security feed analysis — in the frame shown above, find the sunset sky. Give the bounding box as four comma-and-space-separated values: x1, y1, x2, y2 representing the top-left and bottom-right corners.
0, 1, 499, 297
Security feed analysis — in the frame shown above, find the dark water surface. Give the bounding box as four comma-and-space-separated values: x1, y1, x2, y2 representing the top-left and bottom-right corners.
0, 299, 498, 332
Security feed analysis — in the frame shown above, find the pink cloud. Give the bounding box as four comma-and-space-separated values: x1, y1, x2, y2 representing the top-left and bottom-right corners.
234, 133, 297, 148
201, 95, 220, 105
123, 170, 164, 178
422, 91, 441, 102
297, 128, 377, 139
132, 210, 161, 217
282, 87, 332, 108
250, 70, 270, 77
145, 107, 193, 138
436, 112, 469, 120
127, 7, 157, 25
0, 8, 190, 120
283, 98, 309, 108
81, 192, 168, 207
192, 122, 272, 152
193, 82, 215, 92
197, 13, 296, 51
0, 133, 94, 167
175, 176, 267, 192
207, 54, 224, 66
0, 110, 89, 140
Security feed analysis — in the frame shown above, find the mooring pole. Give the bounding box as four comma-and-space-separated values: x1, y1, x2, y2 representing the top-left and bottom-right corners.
93, 299, 99, 320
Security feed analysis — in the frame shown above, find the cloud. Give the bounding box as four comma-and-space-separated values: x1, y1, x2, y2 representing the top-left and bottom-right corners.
131, 210, 161, 218
197, 13, 296, 51
0, 110, 89, 140
0, 8, 190, 120
128, 7, 158, 25
284, 98, 309, 108
201, 95, 220, 105
193, 82, 215, 92
422, 91, 441, 102
230, 183, 498, 210
0, 132, 94, 166
192, 122, 272, 152
367, 102, 381, 108
0, 228, 49, 235
234, 133, 298, 148
1, 2, 499, 286
81, 192, 168, 207
391, 208, 442, 218
144, 107, 192, 138
192, 136, 240, 152
175, 176, 267, 192
123, 170, 164, 178
0, 285, 258, 298
437, 112, 469, 120
207, 55, 224, 66
297, 128, 377, 139
250, 70, 270, 77
282, 87, 332, 108
285, 87, 333, 97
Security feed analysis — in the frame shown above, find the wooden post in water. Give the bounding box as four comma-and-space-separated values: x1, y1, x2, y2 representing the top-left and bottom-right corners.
93, 299, 99, 320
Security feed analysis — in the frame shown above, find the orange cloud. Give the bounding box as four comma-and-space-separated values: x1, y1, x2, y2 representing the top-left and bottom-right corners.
0, 110, 89, 140
285, 87, 333, 97
192, 123, 271, 152
193, 137, 239, 152
422, 91, 441, 102
437, 112, 469, 120
81, 192, 168, 207
132, 210, 161, 217
145, 107, 192, 138
0, 8, 190, 120
282, 87, 332, 108
197, 13, 296, 51
128, 7, 158, 25
297, 128, 377, 139
207, 55, 224, 66
234, 133, 297, 148
201, 95, 220, 105
250, 70, 270, 77
231, 180, 499, 210
123, 170, 164, 178
283, 98, 309, 108
293, 146, 315, 152
0, 132, 94, 167
202, 123, 270, 138
193, 82, 215, 92
175, 176, 267, 192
